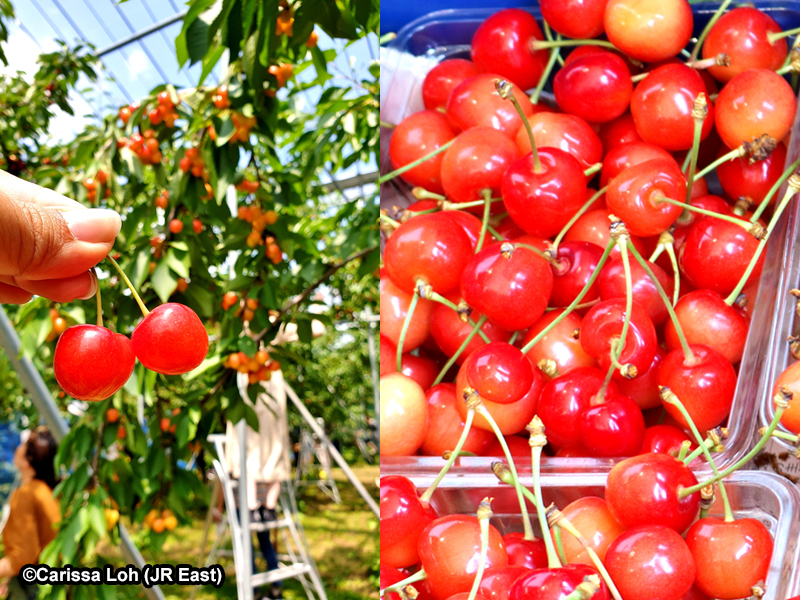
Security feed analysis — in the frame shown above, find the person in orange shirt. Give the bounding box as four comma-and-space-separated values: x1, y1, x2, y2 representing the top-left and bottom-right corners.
0, 426, 61, 600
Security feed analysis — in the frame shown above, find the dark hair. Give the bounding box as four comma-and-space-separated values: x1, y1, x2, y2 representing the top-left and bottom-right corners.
25, 426, 59, 490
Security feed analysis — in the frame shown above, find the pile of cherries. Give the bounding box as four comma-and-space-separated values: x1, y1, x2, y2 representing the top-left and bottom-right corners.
380, 1, 800, 599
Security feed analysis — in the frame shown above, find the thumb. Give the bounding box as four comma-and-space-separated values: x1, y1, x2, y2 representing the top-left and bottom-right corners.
0, 174, 121, 280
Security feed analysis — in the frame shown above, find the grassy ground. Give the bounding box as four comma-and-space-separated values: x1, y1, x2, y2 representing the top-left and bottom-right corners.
95, 465, 379, 600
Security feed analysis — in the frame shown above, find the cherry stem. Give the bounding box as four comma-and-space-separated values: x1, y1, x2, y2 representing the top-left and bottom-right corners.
532, 38, 616, 52
380, 570, 426, 597
486, 224, 505, 242
425, 291, 491, 343
106, 256, 150, 317
685, 94, 708, 203
442, 197, 503, 210
520, 238, 614, 354
689, 0, 733, 62
379, 32, 397, 45
419, 409, 476, 504
677, 440, 691, 462
406, 207, 438, 217
543, 20, 565, 67
432, 315, 488, 386
656, 195, 752, 230
508, 330, 520, 345
616, 237, 634, 365
531, 32, 562, 105
626, 241, 694, 362
506, 88, 541, 172
479, 405, 535, 540
769, 429, 798, 442
649, 243, 665, 263
694, 146, 745, 181
680, 395, 789, 497
529, 418, 562, 569
515, 242, 549, 261
750, 154, 800, 224
553, 186, 608, 252
476, 189, 493, 253
686, 54, 728, 70
413, 187, 446, 201
380, 213, 400, 228
631, 72, 649, 83
768, 25, 800, 44
93, 268, 103, 328
724, 176, 800, 306
396, 288, 420, 371
466, 499, 492, 600
584, 162, 602, 178
665, 243, 681, 306
380, 120, 396, 129
545, 299, 599, 312
682, 436, 721, 465
553, 525, 567, 565
377, 139, 455, 185
661, 387, 734, 521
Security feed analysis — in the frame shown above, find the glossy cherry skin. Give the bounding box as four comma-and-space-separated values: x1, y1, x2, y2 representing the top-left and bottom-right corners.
582, 394, 645, 457
563, 209, 647, 260
389, 111, 456, 194
600, 141, 673, 188
423, 59, 480, 112
664, 290, 749, 364
552, 497, 625, 565
442, 211, 484, 251
631, 64, 714, 151
461, 342, 534, 405
480, 434, 532, 458
381, 270, 434, 351
430, 293, 511, 364
421, 383, 495, 456
418, 514, 508, 600
502, 149, 587, 239
716, 141, 787, 206
773, 360, 800, 434
599, 255, 673, 326
131, 303, 208, 375
685, 517, 772, 599
461, 243, 554, 332
380, 475, 437, 568
381, 335, 440, 389
522, 310, 597, 379
581, 299, 657, 380
447, 74, 535, 138
550, 242, 604, 308
671, 194, 732, 236
703, 7, 787, 83
509, 565, 608, 600
605, 0, 693, 63
380, 373, 429, 456
599, 112, 643, 153
605, 453, 700, 532
516, 112, 603, 173
478, 566, 532, 600
605, 525, 696, 600
380, 564, 406, 600
641, 424, 693, 456
679, 216, 764, 297
385, 213, 473, 294
617, 345, 667, 410
503, 532, 548, 570
537, 367, 620, 448
54, 325, 135, 401
470, 9, 548, 91
456, 358, 544, 435
606, 158, 686, 237
441, 127, 521, 204
554, 52, 632, 124
715, 69, 797, 150
540, 0, 606, 39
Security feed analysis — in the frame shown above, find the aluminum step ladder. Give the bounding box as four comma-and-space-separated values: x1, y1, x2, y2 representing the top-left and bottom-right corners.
293, 426, 341, 504
206, 432, 327, 600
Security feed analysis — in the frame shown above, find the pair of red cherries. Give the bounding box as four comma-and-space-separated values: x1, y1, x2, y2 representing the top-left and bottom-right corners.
53, 302, 209, 402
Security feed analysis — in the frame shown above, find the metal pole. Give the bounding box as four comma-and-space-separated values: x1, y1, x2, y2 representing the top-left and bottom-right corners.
97, 9, 188, 57
364, 306, 379, 447
237, 419, 253, 600
0, 306, 165, 600
283, 383, 379, 517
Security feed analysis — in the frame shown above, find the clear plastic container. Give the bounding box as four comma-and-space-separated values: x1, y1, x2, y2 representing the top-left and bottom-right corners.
401, 470, 800, 600
380, 3, 800, 474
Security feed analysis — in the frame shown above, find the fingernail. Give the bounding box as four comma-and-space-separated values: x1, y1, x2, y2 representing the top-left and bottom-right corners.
78, 271, 98, 300
62, 209, 122, 243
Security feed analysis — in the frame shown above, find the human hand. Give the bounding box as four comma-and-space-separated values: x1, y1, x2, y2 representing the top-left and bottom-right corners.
0, 170, 121, 304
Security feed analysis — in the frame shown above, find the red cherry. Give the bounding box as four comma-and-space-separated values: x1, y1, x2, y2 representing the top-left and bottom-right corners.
441, 127, 521, 204
384, 213, 473, 294
502, 149, 587, 238
442, 211, 484, 251
616, 345, 667, 410
658, 344, 737, 433
461, 243, 553, 332
380, 271, 434, 352
522, 310, 598, 379
598, 254, 673, 326
480, 435, 532, 459
598, 113, 643, 153
581, 298, 657, 380
516, 112, 603, 173
552, 497, 625, 564
192, 218, 203, 234
131, 303, 208, 374
672, 194, 732, 235
418, 514, 508, 600
716, 141, 787, 207
470, 9, 548, 91
631, 64, 714, 151
715, 69, 797, 150
563, 209, 647, 260
420, 383, 495, 456
774, 360, 800, 434
478, 566, 531, 600
446, 74, 534, 138
550, 241, 604, 308
422, 59, 480, 112
604, 525, 696, 600
509, 564, 608, 600
54, 325, 135, 401
380, 373, 429, 457
461, 342, 534, 405
686, 517, 772, 599
540, 0, 607, 39
169, 219, 184, 234
380, 564, 407, 600
380, 475, 437, 568
554, 52, 633, 124
606, 453, 700, 532
664, 290, 749, 364
600, 141, 673, 189
397, 350, 439, 390
702, 7, 787, 83
503, 532, 548, 570
604, 0, 693, 63
641, 424, 693, 456
430, 293, 510, 364
581, 394, 645, 456
389, 111, 456, 194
